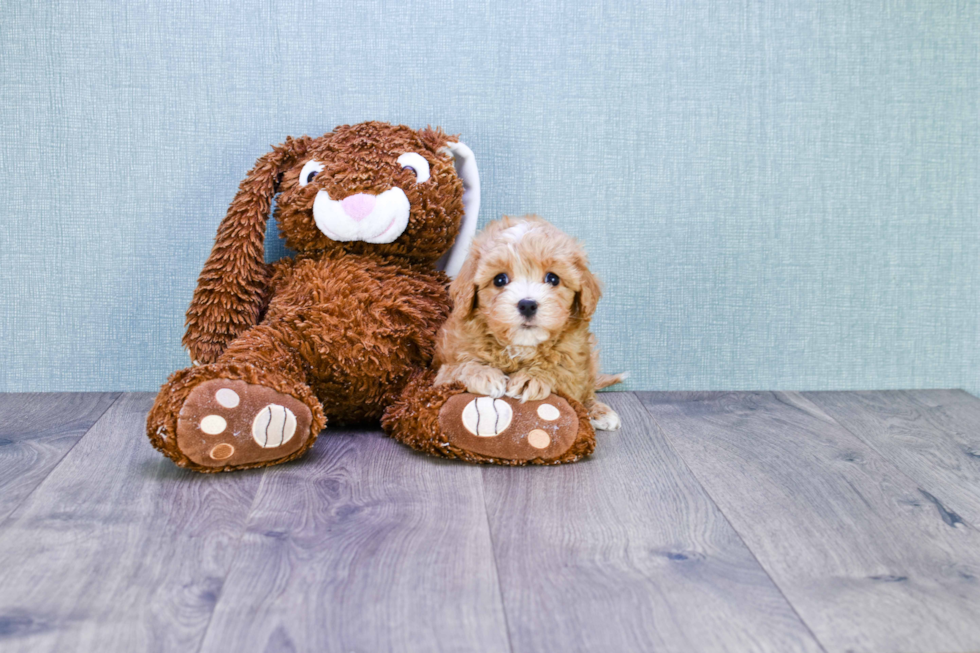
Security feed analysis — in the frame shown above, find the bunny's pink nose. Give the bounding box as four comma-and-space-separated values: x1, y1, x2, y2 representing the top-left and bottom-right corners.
340, 193, 376, 221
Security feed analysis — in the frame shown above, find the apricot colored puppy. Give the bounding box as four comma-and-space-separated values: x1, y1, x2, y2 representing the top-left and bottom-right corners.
434, 215, 623, 431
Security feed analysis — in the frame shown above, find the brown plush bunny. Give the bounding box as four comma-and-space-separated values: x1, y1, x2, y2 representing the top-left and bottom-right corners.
148, 121, 595, 472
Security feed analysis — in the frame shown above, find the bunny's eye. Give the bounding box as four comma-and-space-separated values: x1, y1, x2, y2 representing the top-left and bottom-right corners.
397, 152, 430, 183
493, 273, 509, 287
545, 272, 560, 286
299, 161, 325, 187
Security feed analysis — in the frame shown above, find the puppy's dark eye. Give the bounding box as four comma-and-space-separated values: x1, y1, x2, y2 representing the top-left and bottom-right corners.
403, 166, 416, 176
493, 273, 509, 287
306, 170, 319, 184
545, 272, 560, 286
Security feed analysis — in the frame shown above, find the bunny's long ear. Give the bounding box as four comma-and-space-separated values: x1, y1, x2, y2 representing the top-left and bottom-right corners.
183, 136, 312, 364
437, 141, 480, 278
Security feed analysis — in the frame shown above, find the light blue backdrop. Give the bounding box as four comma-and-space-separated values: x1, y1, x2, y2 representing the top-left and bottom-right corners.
1, 0, 977, 394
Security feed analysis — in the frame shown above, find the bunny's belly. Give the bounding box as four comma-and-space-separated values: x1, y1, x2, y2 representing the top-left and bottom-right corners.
262, 254, 451, 423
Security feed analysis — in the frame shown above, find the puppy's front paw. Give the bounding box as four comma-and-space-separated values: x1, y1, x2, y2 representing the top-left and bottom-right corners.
506, 374, 552, 402
464, 367, 508, 398
589, 401, 621, 431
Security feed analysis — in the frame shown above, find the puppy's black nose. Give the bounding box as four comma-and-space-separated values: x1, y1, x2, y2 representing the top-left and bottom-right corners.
517, 299, 538, 318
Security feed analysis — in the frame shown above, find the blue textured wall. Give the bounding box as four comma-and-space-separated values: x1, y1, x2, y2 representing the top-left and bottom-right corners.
1, 0, 977, 393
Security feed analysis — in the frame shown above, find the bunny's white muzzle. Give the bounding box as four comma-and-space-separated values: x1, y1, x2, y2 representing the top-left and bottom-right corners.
312, 188, 410, 243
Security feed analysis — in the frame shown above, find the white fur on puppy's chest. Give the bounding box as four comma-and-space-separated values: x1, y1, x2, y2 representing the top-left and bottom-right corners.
313, 188, 410, 244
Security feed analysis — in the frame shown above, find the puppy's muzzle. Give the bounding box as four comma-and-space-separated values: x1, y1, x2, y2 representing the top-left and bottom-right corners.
517, 299, 538, 319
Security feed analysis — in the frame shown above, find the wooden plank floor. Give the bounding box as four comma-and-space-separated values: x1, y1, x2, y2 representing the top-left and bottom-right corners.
0, 391, 978, 653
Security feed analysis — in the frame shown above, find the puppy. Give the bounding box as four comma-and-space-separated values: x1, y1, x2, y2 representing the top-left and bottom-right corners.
434, 215, 623, 430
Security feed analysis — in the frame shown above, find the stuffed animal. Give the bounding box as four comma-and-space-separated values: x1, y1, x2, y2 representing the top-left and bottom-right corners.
147, 121, 595, 472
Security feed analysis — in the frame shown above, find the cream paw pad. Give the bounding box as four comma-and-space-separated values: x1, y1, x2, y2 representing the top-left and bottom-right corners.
176, 379, 313, 468
439, 393, 580, 461
461, 397, 513, 437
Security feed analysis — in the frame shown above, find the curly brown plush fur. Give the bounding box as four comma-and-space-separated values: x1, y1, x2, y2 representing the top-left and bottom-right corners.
182, 124, 463, 365
149, 122, 464, 472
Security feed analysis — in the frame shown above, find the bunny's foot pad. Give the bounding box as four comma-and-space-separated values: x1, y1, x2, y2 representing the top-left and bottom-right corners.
439, 394, 580, 462
176, 379, 314, 469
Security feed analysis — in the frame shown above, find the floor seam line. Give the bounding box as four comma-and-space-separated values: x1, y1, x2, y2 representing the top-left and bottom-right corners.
631, 391, 831, 653
796, 390, 977, 530
193, 466, 273, 653
479, 467, 517, 653
0, 391, 123, 531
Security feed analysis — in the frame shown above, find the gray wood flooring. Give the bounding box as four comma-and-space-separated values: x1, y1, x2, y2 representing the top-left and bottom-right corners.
0, 390, 978, 653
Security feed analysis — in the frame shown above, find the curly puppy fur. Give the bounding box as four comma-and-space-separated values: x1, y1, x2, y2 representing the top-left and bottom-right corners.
149, 122, 465, 471
433, 215, 623, 431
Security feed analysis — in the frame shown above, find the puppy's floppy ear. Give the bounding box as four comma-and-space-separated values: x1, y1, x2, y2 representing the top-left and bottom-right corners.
448, 245, 481, 319
183, 135, 313, 364
573, 253, 602, 319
